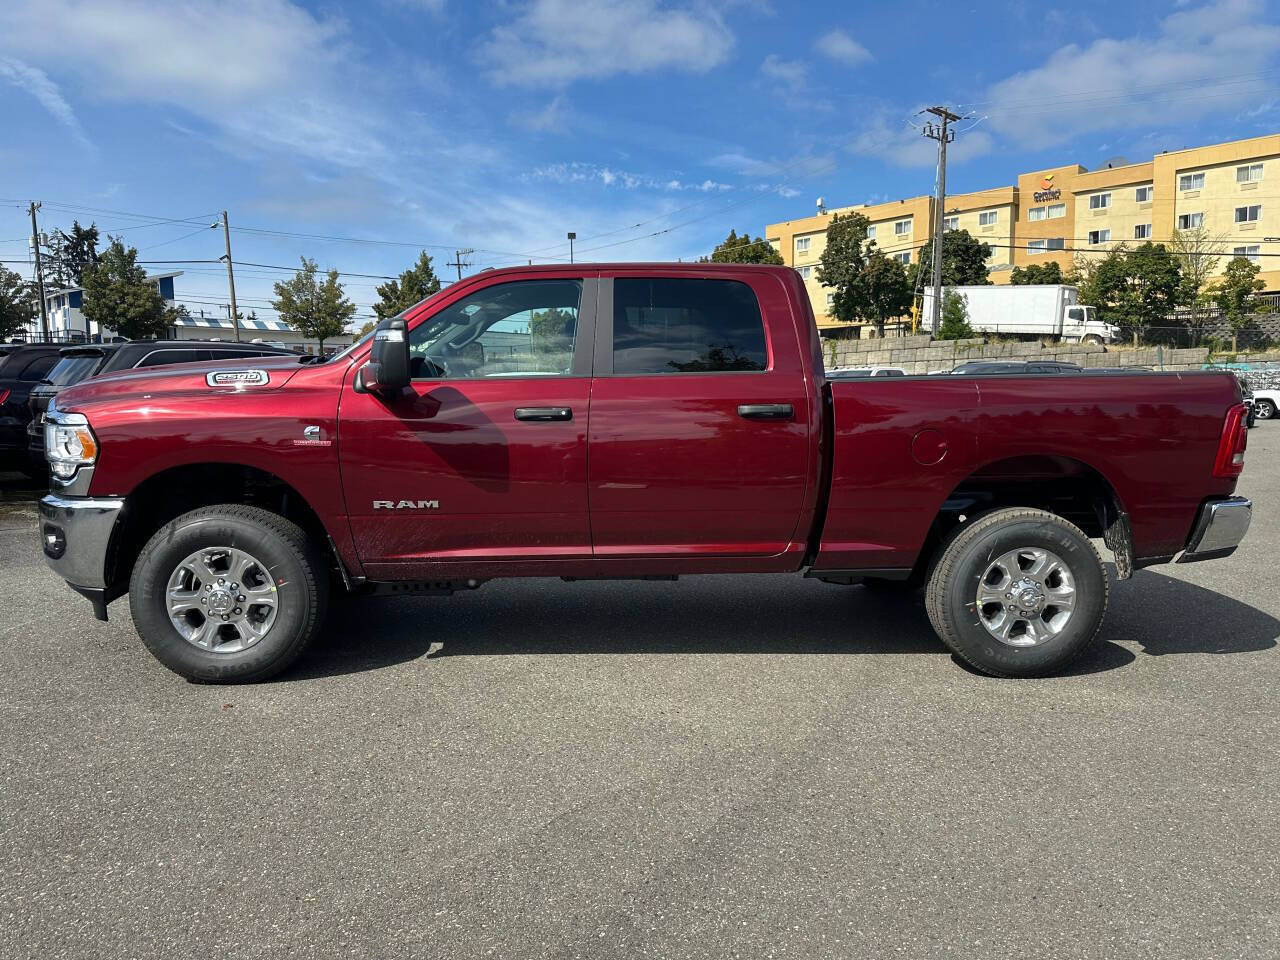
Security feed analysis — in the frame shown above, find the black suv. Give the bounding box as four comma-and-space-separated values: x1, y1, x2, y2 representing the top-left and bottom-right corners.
26, 339, 298, 464
1, 344, 65, 473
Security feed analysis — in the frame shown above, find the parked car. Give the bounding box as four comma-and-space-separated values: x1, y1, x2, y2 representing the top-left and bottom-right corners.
950, 359, 1084, 375
1252, 387, 1278, 421
827, 366, 907, 379
38, 263, 1251, 683
0, 344, 64, 473
27, 339, 299, 462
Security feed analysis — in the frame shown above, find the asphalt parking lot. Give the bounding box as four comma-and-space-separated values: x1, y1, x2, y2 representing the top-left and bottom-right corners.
2, 430, 1278, 960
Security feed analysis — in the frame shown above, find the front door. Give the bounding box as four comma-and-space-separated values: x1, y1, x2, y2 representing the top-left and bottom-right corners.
339, 274, 597, 578
586, 273, 815, 569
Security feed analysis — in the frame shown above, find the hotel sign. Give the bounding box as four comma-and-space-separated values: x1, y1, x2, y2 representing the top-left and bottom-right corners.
1032, 174, 1061, 203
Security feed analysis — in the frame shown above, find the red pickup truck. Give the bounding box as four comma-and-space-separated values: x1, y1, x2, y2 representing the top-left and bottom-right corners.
38, 263, 1252, 682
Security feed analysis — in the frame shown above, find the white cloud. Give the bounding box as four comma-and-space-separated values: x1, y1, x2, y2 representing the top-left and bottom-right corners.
815, 29, 870, 65
760, 54, 807, 93
0, 56, 91, 149
0, 0, 385, 168
981, 0, 1280, 148
530, 161, 731, 192
511, 96, 569, 133
847, 113, 993, 169
478, 0, 734, 88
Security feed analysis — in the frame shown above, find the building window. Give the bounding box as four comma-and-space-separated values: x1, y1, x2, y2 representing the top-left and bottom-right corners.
1177, 212, 1204, 230
1135, 185, 1153, 203
1089, 192, 1111, 210
978, 210, 998, 226
1134, 224, 1152, 240
1235, 204, 1262, 223
1047, 238, 1065, 250
795, 236, 810, 254
826, 293, 835, 307
894, 218, 911, 236
892, 251, 911, 265
865, 225, 876, 240
1237, 163, 1264, 183
1047, 203, 1065, 219
1234, 245, 1261, 262
1088, 229, 1111, 245
1027, 206, 1046, 222
943, 215, 959, 231
1027, 239, 1047, 255
797, 266, 812, 279
1179, 172, 1205, 191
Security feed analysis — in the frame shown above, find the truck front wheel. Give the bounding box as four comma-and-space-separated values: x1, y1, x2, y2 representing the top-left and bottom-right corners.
925, 508, 1108, 677
129, 505, 328, 683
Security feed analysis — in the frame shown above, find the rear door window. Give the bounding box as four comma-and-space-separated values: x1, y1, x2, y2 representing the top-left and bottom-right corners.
46, 354, 106, 385
134, 349, 207, 368
17, 354, 58, 381
612, 277, 768, 374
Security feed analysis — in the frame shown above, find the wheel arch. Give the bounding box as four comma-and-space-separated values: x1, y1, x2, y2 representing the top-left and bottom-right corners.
104, 462, 351, 602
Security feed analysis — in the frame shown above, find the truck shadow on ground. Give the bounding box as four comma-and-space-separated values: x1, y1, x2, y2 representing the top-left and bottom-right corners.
287, 566, 1278, 681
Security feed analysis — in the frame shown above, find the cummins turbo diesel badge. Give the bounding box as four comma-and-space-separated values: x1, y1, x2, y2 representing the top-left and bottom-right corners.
206, 369, 270, 388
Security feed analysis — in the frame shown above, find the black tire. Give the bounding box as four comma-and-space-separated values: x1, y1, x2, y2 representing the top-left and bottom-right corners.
1082, 335, 1103, 345
925, 508, 1108, 678
1256, 399, 1276, 421
129, 505, 328, 683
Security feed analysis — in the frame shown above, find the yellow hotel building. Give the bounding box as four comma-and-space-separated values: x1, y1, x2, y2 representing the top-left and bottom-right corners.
766, 133, 1280, 333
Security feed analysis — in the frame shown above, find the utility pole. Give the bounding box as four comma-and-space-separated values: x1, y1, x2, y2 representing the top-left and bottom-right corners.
922, 106, 961, 336
448, 248, 473, 281
567, 231, 576, 264
215, 211, 241, 341
28, 202, 49, 341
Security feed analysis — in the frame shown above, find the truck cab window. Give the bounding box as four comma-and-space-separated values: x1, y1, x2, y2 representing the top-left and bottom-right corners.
408, 279, 582, 379
612, 277, 767, 374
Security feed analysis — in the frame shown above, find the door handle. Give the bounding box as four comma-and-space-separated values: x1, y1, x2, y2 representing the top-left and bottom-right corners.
737, 403, 793, 420
514, 406, 573, 422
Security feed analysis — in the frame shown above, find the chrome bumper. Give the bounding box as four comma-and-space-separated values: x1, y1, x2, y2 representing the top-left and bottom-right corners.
38, 494, 124, 589
1178, 496, 1252, 563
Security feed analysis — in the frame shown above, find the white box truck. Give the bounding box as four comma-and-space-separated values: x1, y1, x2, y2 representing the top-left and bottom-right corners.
921, 284, 1119, 343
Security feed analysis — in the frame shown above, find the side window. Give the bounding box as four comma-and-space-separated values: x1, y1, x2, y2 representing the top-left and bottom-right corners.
408, 279, 582, 379
134, 349, 206, 368
612, 277, 768, 375
18, 354, 58, 381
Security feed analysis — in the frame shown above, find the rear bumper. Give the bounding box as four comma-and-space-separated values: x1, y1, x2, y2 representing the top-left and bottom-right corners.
1177, 496, 1252, 563
38, 494, 124, 607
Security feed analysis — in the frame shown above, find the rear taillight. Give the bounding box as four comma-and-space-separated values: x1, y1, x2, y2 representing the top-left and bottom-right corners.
0, 388, 9, 405
1213, 403, 1248, 478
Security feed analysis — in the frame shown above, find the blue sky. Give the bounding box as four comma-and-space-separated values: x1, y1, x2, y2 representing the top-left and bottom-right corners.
2, 0, 1279, 323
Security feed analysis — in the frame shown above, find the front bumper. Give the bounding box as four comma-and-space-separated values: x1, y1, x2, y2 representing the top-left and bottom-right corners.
38, 494, 124, 613
1178, 496, 1252, 563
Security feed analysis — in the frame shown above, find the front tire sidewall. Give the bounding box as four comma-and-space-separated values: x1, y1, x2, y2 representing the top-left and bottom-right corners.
1258, 400, 1276, 420
130, 513, 319, 682
941, 519, 1106, 677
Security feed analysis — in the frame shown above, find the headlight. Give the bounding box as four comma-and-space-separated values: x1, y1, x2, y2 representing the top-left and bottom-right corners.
45, 411, 98, 479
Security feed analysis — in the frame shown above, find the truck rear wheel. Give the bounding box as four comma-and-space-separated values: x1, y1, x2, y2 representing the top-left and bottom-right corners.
925, 508, 1107, 677
129, 505, 328, 683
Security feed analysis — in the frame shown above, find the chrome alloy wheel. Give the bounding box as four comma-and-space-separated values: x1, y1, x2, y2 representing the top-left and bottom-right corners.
975, 547, 1076, 647
165, 546, 279, 653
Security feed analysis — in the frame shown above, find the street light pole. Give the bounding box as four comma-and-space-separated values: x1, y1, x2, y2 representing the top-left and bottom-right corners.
567, 231, 576, 264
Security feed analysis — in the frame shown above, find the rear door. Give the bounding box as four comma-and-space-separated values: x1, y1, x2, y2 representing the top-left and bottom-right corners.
339, 273, 597, 576
586, 272, 814, 567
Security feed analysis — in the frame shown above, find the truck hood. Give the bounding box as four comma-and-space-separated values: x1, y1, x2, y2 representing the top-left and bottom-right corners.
54, 354, 313, 412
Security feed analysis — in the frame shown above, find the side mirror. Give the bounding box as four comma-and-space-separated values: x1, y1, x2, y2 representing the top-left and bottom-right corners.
359, 318, 410, 396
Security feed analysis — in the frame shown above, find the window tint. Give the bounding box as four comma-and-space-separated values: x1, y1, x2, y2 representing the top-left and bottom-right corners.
134, 349, 207, 368
18, 354, 58, 381
408, 278, 582, 379
47, 354, 106, 385
612, 277, 767, 375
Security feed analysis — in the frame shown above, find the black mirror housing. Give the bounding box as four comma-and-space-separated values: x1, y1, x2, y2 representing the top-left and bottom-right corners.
360, 318, 411, 396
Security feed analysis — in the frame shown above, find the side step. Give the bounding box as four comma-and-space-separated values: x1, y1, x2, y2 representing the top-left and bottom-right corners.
363, 579, 485, 597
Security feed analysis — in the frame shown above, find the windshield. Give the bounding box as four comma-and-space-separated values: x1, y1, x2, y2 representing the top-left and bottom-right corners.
46, 353, 106, 386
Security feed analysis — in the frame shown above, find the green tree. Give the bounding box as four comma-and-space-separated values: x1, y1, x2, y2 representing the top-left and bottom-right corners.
81, 238, 170, 340
910, 229, 991, 287
815, 211, 871, 326
0, 266, 37, 340
1089, 242, 1181, 346
1009, 262, 1064, 285
62, 221, 100, 286
1168, 226, 1223, 345
854, 249, 913, 337
271, 257, 357, 355
357, 319, 378, 337
1214, 256, 1266, 352
936, 290, 974, 340
708, 228, 784, 265
529, 307, 576, 353
373, 251, 442, 321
